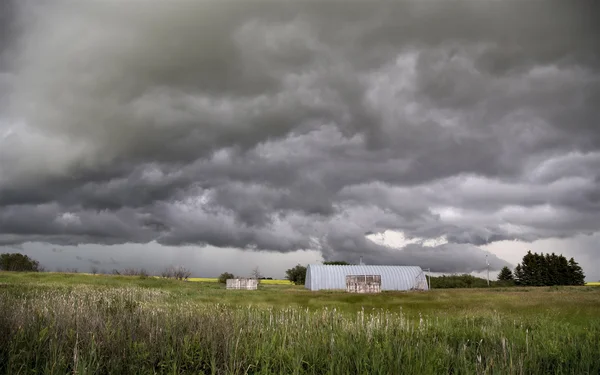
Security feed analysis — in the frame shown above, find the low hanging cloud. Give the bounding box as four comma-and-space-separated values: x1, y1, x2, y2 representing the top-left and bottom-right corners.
0, 0, 599, 273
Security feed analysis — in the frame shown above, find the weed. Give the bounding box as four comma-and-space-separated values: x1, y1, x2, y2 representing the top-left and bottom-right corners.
0, 273, 599, 374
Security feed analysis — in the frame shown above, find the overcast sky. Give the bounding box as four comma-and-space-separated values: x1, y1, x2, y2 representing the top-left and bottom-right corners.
1, 1, 599, 280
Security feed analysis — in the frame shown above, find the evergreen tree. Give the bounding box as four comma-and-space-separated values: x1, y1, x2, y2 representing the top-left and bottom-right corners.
544, 253, 554, 286
556, 255, 570, 285
538, 254, 546, 285
497, 266, 514, 282
532, 251, 541, 285
514, 264, 523, 285
520, 251, 536, 285
567, 258, 585, 285
514, 251, 585, 286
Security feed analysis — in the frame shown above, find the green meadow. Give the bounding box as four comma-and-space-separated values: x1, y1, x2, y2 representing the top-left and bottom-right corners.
1, 272, 599, 374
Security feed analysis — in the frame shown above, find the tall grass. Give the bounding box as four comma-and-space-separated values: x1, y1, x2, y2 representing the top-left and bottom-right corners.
1, 284, 598, 375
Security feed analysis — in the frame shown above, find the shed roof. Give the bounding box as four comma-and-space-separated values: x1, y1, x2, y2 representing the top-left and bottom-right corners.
305, 264, 428, 291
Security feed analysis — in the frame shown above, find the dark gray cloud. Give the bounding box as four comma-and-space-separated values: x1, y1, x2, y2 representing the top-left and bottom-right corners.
1, 0, 599, 274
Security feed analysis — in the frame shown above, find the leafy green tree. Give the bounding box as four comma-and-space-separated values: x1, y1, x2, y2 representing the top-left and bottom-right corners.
323, 261, 351, 265
497, 266, 514, 282
429, 274, 494, 289
285, 264, 307, 285
218, 272, 235, 284
0, 253, 41, 272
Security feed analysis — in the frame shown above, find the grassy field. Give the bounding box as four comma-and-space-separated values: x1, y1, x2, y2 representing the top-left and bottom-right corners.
1, 272, 599, 374
188, 277, 293, 285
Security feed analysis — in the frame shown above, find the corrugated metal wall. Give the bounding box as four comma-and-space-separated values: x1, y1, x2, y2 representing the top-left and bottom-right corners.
305, 265, 429, 291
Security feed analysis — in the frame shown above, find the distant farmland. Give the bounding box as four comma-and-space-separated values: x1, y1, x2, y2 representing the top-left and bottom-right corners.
1, 272, 599, 374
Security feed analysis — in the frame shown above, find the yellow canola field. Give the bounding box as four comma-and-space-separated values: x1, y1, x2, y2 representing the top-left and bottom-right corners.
586, 282, 600, 286
188, 277, 292, 285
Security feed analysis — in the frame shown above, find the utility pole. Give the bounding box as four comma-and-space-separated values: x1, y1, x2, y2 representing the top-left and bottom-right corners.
486, 254, 490, 287
425, 268, 431, 290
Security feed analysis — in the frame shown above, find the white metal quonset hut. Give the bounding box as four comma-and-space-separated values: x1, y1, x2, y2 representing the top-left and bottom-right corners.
304, 264, 429, 291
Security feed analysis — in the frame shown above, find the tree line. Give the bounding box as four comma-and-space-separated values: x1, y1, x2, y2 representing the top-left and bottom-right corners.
286, 252, 588, 287
0, 253, 42, 272
497, 251, 585, 286
1, 251, 588, 288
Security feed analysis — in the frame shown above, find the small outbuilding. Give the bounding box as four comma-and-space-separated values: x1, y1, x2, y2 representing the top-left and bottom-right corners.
304, 264, 429, 291
346, 274, 382, 293
226, 278, 258, 290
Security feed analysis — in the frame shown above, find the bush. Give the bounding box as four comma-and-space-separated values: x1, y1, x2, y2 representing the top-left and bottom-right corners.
218, 272, 235, 284
429, 274, 495, 289
285, 264, 307, 285
116, 268, 149, 279
160, 266, 191, 280
122, 268, 138, 276
0, 253, 41, 272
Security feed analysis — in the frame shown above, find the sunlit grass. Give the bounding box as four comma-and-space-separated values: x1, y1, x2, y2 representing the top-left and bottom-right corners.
187, 277, 218, 282
258, 279, 293, 285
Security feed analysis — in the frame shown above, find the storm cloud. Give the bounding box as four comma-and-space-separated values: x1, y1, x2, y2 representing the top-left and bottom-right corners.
1, 0, 599, 274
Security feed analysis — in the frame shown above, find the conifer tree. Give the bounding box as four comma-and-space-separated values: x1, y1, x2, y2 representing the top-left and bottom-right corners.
544, 253, 554, 286
520, 251, 535, 285
513, 251, 585, 286
567, 258, 585, 285
497, 266, 514, 282
514, 264, 523, 285
556, 255, 570, 285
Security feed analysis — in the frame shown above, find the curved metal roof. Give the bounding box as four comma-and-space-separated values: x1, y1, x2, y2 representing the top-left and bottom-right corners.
305, 264, 428, 291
